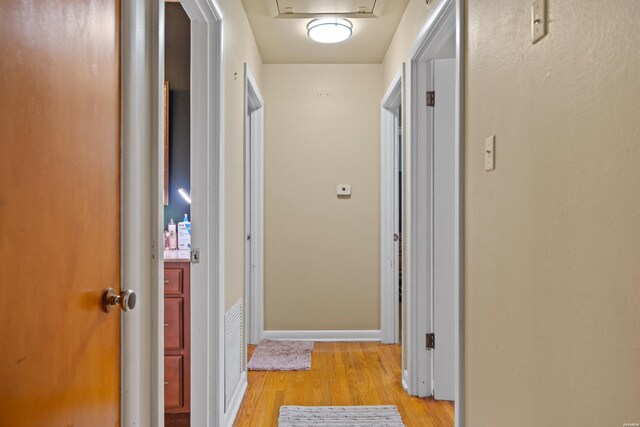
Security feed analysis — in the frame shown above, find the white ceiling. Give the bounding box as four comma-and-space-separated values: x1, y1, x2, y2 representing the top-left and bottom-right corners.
241, 0, 410, 64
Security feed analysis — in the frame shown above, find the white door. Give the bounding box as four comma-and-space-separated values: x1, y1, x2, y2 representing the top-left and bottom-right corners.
393, 106, 403, 342
244, 65, 264, 345
432, 58, 456, 401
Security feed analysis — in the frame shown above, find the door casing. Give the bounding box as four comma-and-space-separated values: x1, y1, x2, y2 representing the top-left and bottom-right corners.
121, 0, 225, 425
380, 67, 405, 345
403, 0, 465, 425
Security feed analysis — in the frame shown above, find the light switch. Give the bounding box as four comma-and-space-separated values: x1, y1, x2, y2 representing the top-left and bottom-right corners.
485, 136, 495, 171
337, 184, 351, 196
531, 0, 547, 44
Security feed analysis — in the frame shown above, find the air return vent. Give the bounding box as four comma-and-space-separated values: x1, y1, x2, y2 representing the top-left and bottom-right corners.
224, 299, 243, 410
267, 0, 386, 18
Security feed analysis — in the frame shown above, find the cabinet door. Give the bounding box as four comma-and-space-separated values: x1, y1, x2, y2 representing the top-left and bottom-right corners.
164, 355, 184, 409
164, 298, 183, 351
164, 268, 183, 295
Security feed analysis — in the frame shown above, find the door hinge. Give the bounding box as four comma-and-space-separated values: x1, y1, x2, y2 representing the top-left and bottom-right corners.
426, 333, 435, 350
191, 248, 200, 264
426, 91, 435, 107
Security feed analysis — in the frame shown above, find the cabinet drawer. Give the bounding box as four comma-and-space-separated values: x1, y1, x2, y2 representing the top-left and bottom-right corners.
164, 268, 183, 295
164, 298, 183, 350
164, 355, 184, 409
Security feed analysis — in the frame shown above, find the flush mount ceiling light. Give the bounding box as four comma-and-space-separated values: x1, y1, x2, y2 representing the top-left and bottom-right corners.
307, 18, 353, 44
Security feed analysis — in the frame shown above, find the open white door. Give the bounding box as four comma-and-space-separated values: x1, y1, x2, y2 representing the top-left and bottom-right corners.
393, 106, 403, 343
431, 58, 456, 401
244, 64, 264, 346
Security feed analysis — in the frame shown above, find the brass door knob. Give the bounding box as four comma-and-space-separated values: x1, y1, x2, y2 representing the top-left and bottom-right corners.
102, 288, 137, 313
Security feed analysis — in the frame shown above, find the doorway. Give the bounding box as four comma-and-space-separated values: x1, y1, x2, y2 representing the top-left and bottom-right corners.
153, 0, 225, 426
381, 68, 405, 345
163, 3, 192, 425
403, 0, 462, 413
243, 64, 265, 348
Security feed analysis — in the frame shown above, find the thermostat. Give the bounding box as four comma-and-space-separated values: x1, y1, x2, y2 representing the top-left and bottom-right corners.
337, 184, 351, 196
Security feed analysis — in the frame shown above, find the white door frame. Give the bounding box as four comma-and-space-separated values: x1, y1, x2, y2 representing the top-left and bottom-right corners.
243, 64, 265, 346
121, 0, 225, 425
181, 0, 225, 425
404, 0, 465, 425
121, 0, 162, 425
380, 66, 405, 345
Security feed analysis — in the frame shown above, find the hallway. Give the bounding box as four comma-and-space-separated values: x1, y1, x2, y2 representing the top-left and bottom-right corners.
234, 343, 454, 426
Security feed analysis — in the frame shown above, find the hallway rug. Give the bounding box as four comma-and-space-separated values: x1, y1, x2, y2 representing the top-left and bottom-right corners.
278, 405, 405, 426
247, 340, 314, 371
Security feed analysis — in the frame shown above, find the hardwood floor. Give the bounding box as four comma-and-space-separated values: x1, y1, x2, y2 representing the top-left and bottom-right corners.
233, 342, 454, 427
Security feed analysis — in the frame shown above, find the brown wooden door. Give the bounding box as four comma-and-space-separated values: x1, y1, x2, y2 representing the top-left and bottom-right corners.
0, 1, 121, 426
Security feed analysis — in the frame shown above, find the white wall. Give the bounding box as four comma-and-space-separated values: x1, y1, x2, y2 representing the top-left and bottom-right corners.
262, 64, 382, 331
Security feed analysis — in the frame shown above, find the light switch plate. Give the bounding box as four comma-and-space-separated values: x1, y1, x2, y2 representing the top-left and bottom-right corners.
337, 184, 351, 196
531, 0, 547, 44
485, 136, 495, 171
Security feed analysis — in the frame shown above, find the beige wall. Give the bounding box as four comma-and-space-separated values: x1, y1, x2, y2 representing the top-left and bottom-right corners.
263, 64, 382, 331
382, 0, 446, 90
219, 0, 263, 310
465, 1, 640, 425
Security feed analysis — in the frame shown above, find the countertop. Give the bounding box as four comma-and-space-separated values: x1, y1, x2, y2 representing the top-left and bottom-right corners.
164, 249, 191, 262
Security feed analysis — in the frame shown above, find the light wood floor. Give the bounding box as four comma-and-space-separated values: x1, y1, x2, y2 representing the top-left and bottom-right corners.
233, 342, 454, 427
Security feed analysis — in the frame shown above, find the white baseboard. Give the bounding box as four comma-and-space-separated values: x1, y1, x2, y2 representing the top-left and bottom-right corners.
224, 370, 247, 427
402, 369, 410, 393
262, 330, 381, 342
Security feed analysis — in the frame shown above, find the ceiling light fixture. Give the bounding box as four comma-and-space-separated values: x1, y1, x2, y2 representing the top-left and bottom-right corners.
307, 18, 353, 44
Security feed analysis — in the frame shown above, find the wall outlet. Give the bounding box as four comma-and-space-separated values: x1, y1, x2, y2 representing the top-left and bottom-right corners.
337, 184, 351, 196
485, 136, 495, 171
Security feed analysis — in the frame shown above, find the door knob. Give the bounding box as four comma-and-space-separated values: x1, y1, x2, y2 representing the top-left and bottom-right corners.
102, 288, 137, 313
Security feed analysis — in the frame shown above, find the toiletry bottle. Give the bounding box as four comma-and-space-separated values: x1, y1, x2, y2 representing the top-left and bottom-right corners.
168, 218, 177, 250
178, 213, 191, 250
164, 230, 171, 250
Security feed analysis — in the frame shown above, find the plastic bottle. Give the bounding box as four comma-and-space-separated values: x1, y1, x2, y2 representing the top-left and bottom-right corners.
178, 213, 191, 250
168, 218, 177, 250
164, 230, 171, 250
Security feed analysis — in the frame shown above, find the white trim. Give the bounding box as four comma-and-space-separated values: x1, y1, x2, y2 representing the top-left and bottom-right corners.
243, 64, 265, 346
263, 330, 382, 342
380, 66, 404, 345
121, 0, 161, 425
224, 372, 248, 427
179, 0, 226, 425
402, 369, 410, 393
405, 0, 455, 397
454, 0, 465, 425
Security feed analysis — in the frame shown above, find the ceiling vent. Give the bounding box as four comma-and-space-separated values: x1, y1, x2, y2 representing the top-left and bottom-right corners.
267, 0, 386, 18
